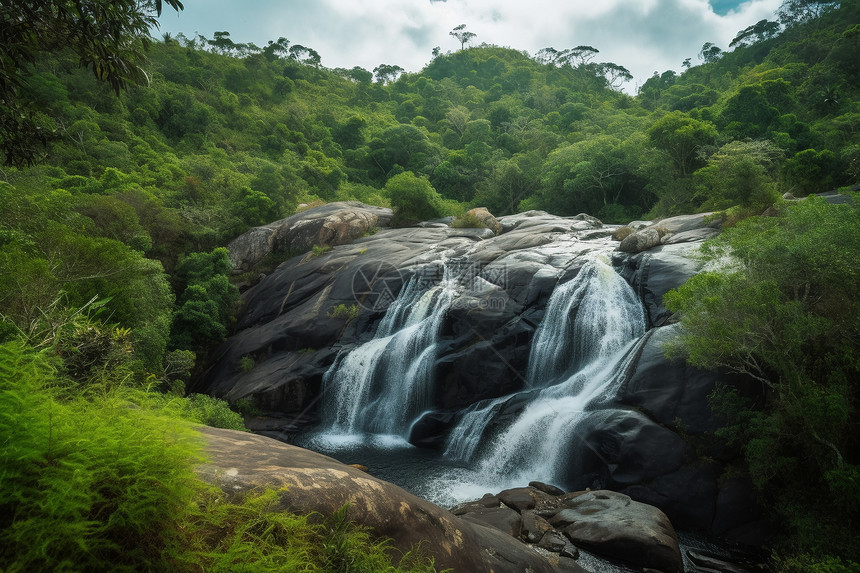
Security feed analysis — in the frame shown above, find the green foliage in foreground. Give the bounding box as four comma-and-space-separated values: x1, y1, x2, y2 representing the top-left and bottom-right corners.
664, 195, 860, 563
0, 342, 442, 572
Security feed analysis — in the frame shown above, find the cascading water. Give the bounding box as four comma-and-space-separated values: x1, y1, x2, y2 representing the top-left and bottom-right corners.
429, 256, 647, 503
309, 266, 458, 447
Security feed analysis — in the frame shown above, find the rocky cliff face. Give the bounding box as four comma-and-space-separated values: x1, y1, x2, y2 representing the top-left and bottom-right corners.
195, 203, 766, 546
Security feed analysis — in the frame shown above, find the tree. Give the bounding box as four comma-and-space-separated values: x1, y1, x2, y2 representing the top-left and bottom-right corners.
208, 31, 237, 55
372, 64, 404, 85
473, 158, 531, 215
535, 48, 561, 65
647, 111, 718, 176
698, 42, 724, 63
777, 0, 840, 27
730, 19, 781, 48
692, 139, 783, 210
385, 172, 444, 225
262, 37, 290, 61
450, 24, 476, 50
0, 0, 184, 166
664, 196, 860, 559
288, 45, 321, 67
539, 135, 641, 216
170, 248, 238, 351
567, 45, 600, 66
599, 62, 633, 90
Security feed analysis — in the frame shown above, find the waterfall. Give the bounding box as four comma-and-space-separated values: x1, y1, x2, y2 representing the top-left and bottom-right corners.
442, 399, 505, 461
440, 257, 646, 493
315, 267, 458, 444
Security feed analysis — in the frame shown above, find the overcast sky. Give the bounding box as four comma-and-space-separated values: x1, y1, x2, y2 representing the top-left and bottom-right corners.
156, 0, 783, 93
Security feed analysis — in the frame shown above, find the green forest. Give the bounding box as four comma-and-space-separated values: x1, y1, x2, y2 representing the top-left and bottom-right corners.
1, 0, 858, 570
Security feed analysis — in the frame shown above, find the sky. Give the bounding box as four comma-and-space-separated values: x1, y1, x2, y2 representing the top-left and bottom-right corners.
156, 0, 783, 93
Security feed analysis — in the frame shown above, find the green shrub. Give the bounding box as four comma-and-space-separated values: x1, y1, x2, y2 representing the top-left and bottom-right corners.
771, 552, 860, 573
311, 244, 333, 256
181, 393, 247, 431
239, 354, 255, 373
385, 172, 444, 226
664, 196, 860, 560
0, 342, 202, 572
233, 396, 263, 417
449, 213, 487, 229
327, 303, 360, 321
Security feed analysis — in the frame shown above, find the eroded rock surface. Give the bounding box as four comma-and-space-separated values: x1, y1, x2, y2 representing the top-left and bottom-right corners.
227, 201, 392, 274
198, 427, 580, 573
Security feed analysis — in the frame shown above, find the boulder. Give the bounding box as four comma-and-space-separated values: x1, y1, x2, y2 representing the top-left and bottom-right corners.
458, 506, 523, 538
618, 227, 662, 253
653, 212, 720, 234
465, 207, 503, 235
549, 490, 682, 573
520, 510, 553, 543
712, 477, 771, 547
538, 530, 568, 552
199, 427, 565, 573
227, 201, 393, 274
498, 487, 537, 512
529, 481, 565, 496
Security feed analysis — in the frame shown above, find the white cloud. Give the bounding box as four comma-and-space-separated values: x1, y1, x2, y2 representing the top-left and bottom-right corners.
158, 0, 783, 92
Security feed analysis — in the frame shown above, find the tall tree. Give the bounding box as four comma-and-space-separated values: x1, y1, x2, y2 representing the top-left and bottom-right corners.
698, 42, 724, 63
372, 64, 404, 85
450, 24, 476, 50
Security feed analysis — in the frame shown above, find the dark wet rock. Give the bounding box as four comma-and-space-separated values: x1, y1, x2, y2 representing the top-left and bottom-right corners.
581, 410, 687, 487
451, 494, 500, 515
686, 549, 759, 573
498, 487, 538, 512
520, 510, 552, 543
615, 242, 704, 326
550, 490, 682, 573
618, 324, 721, 434
712, 477, 771, 547
621, 463, 721, 531
407, 410, 457, 449
538, 530, 568, 552
458, 506, 523, 538
529, 481, 565, 496
561, 542, 580, 560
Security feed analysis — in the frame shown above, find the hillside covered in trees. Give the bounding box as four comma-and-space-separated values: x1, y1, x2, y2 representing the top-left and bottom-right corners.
1, 0, 858, 570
